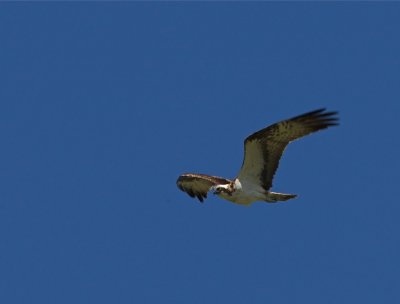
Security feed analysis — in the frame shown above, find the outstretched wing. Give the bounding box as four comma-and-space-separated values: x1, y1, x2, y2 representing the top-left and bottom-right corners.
176, 173, 232, 202
237, 108, 339, 190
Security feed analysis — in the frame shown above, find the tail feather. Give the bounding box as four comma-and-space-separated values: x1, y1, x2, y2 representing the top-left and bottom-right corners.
265, 192, 297, 203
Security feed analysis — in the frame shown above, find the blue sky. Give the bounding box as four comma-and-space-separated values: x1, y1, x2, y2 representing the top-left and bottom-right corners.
1, 3, 399, 304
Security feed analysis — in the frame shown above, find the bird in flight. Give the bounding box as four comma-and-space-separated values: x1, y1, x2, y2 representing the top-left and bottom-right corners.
176, 108, 339, 205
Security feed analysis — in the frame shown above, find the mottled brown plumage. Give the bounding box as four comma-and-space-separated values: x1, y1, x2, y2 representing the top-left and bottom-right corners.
239, 108, 338, 190
176, 173, 232, 202
177, 108, 338, 205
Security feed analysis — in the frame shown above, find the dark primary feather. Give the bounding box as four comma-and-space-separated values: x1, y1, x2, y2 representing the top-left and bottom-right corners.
238, 108, 339, 190
176, 173, 232, 202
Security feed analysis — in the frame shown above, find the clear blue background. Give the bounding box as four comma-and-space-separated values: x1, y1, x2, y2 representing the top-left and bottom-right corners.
1, 3, 399, 303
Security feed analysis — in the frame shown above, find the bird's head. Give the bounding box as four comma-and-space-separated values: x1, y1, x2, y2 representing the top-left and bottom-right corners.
213, 184, 232, 196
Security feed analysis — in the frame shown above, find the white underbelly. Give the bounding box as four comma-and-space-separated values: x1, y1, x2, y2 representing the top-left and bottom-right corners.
217, 186, 266, 205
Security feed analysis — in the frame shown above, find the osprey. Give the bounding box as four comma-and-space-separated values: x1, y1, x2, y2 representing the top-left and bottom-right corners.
177, 108, 339, 205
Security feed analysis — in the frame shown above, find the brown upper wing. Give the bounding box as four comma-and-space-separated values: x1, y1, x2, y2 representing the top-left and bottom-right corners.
176, 173, 232, 202
237, 108, 339, 190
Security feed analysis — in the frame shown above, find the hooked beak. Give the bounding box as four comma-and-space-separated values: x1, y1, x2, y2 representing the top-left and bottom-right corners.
212, 187, 221, 195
